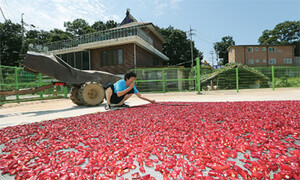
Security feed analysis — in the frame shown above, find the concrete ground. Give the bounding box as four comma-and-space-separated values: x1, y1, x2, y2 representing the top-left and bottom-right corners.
1, 87, 299, 129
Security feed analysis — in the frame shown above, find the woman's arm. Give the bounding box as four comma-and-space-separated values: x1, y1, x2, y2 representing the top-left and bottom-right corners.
135, 93, 156, 103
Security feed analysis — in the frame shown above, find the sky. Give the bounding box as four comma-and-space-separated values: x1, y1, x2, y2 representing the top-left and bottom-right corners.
0, 0, 299, 65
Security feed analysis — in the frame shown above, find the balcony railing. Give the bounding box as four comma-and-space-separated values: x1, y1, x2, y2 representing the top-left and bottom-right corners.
29, 26, 153, 53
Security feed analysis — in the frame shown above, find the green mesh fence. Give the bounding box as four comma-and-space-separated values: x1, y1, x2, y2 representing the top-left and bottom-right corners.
0, 65, 67, 105
133, 68, 196, 93
132, 65, 300, 93
273, 67, 300, 88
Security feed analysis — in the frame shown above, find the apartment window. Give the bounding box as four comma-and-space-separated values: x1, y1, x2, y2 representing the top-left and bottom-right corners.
269, 59, 276, 64
277, 50, 283, 53
255, 47, 259, 51
263, 59, 267, 63
248, 59, 254, 64
248, 47, 253, 53
284, 58, 292, 64
262, 47, 266, 51
101, 49, 123, 66
256, 59, 259, 63
230, 49, 233, 53
269, 47, 275, 52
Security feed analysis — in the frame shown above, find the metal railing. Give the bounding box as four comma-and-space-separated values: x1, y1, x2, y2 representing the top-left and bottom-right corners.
0, 65, 68, 105
29, 26, 153, 53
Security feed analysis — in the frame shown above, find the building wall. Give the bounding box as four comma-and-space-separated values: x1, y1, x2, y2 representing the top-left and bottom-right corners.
229, 45, 295, 67
91, 44, 134, 75
136, 45, 163, 67
148, 30, 163, 51
91, 43, 163, 75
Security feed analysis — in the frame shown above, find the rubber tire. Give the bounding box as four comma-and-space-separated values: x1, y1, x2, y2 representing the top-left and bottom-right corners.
78, 82, 105, 106
70, 86, 83, 106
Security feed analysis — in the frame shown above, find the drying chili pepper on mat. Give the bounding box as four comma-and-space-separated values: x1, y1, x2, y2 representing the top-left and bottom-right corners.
0, 101, 299, 179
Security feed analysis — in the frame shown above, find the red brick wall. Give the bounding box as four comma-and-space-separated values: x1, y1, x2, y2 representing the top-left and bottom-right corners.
141, 27, 163, 51
91, 44, 134, 74
136, 46, 163, 67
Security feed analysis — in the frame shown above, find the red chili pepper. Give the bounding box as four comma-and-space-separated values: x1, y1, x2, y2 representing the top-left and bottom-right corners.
139, 166, 146, 173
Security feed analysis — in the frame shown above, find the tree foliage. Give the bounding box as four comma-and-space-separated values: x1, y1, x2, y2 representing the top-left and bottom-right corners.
158, 26, 203, 67
64, 18, 95, 36
258, 20, 300, 56
0, 20, 22, 66
213, 36, 235, 65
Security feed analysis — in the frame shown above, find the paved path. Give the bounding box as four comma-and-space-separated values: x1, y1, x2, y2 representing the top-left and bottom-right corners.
1, 88, 299, 129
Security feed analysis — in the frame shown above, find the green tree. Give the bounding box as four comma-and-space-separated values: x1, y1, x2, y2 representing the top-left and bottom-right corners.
159, 26, 202, 67
105, 20, 118, 30
64, 18, 95, 36
258, 20, 300, 56
0, 20, 22, 66
91, 20, 118, 31
214, 36, 235, 65
91, 20, 106, 31
49, 29, 73, 42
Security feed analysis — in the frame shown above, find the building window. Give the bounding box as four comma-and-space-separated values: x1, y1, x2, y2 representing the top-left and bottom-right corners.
255, 47, 259, 51
262, 47, 266, 51
230, 49, 233, 53
58, 51, 90, 70
269, 47, 275, 52
256, 59, 259, 63
284, 58, 292, 64
269, 59, 276, 64
248, 47, 253, 53
263, 59, 266, 63
101, 49, 123, 66
248, 59, 254, 64
277, 50, 283, 53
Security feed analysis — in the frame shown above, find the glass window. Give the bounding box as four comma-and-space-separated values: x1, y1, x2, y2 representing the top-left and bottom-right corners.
256, 59, 259, 63
263, 59, 267, 63
262, 47, 266, 51
269, 59, 276, 64
284, 58, 292, 64
101, 51, 107, 66
118, 49, 123, 64
82, 51, 89, 70
255, 47, 259, 51
248, 47, 253, 53
248, 59, 254, 64
75, 52, 82, 69
101, 49, 124, 67
269, 47, 275, 52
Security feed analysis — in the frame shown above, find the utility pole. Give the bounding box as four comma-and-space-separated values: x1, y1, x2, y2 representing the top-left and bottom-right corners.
210, 50, 214, 68
189, 26, 195, 67
21, 13, 24, 47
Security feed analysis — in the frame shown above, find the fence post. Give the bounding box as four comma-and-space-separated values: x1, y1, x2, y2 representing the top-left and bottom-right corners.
64, 86, 68, 98
236, 67, 239, 93
162, 69, 166, 93
272, 66, 275, 91
15, 67, 20, 100
196, 57, 201, 94
38, 73, 43, 98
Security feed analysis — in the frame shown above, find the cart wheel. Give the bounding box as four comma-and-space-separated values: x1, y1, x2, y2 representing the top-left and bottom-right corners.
78, 82, 105, 106
70, 86, 83, 106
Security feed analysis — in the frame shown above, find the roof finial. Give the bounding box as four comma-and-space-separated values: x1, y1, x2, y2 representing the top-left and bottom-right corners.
126, 8, 130, 16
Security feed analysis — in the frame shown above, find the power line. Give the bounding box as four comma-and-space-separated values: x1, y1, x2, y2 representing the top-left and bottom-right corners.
194, 34, 213, 44
2, 0, 17, 22
0, 6, 7, 21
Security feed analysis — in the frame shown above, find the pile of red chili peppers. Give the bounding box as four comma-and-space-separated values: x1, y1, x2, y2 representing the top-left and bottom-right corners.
0, 101, 299, 179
